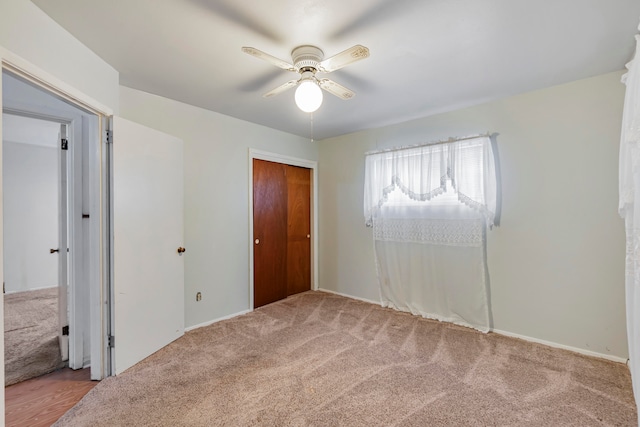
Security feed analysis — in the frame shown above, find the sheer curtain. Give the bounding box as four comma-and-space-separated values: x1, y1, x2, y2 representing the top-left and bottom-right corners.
618, 25, 640, 426
364, 136, 497, 332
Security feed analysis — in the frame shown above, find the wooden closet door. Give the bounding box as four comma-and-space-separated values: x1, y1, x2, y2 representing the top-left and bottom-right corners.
253, 159, 288, 308
286, 165, 311, 296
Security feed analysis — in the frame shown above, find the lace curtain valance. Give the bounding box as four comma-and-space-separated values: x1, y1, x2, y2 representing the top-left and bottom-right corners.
364, 136, 497, 227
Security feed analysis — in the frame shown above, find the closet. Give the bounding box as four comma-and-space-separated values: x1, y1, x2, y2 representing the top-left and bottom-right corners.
253, 159, 311, 308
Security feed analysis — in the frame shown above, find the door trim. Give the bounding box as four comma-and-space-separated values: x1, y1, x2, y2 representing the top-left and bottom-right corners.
248, 149, 318, 310
58, 122, 69, 362
0, 47, 112, 116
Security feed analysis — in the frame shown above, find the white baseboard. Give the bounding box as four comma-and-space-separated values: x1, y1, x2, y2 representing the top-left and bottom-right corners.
4, 285, 58, 295
492, 328, 628, 364
317, 288, 380, 305
317, 289, 628, 365
184, 309, 253, 332
184, 291, 629, 365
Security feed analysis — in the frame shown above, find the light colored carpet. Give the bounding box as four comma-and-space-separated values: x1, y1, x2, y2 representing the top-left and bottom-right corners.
55, 291, 635, 426
5, 287, 64, 386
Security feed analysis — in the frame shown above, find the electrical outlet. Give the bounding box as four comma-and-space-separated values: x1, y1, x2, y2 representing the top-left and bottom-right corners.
196, 292, 202, 302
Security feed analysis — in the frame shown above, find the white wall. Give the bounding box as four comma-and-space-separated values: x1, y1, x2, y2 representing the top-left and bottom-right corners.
318, 70, 628, 360
3, 115, 59, 293
0, 0, 119, 112
118, 86, 318, 328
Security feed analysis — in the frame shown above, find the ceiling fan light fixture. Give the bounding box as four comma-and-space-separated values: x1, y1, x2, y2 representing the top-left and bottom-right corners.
242, 44, 369, 113
295, 79, 323, 113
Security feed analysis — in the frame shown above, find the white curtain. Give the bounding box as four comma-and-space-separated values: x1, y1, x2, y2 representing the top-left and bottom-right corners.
364, 136, 497, 227
619, 27, 640, 426
365, 136, 496, 332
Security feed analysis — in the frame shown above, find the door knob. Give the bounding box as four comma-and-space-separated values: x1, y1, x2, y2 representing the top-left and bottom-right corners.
50, 248, 59, 254
177, 247, 186, 254
255, 239, 260, 245
307, 234, 310, 239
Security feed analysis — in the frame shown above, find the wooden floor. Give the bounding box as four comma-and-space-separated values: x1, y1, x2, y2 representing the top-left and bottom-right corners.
5, 368, 97, 427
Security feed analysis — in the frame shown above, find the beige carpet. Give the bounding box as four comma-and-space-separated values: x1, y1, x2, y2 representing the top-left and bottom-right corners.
56, 291, 636, 426
5, 287, 64, 386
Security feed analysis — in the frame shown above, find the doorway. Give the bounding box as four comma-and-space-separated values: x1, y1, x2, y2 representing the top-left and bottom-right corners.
249, 150, 318, 309
2, 70, 102, 384
1, 51, 187, 400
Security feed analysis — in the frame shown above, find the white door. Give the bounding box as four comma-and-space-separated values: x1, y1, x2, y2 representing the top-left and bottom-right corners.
57, 123, 69, 362
111, 116, 184, 375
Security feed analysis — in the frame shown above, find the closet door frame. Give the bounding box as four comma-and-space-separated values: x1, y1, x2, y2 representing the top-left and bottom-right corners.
248, 149, 318, 310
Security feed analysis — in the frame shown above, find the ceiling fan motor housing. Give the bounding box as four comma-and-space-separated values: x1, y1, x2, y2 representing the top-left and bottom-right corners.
292, 45, 324, 73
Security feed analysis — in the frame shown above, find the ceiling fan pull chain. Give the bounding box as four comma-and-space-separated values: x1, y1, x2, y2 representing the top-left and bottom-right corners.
310, 112, 314, 143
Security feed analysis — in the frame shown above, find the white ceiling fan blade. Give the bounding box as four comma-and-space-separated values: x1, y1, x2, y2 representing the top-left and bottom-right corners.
319, 79, 355, 100
241, 47, 296, 72
263, 80, 298, 98
318, 45, 370, 73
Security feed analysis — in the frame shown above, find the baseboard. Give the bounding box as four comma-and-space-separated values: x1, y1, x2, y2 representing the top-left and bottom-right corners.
184, 309, 253, 332
492, 328, 628, 364
316, 289, 628, 365
317, 288, 380, 305
184, 292, 628, 365
4, 285, 58, 295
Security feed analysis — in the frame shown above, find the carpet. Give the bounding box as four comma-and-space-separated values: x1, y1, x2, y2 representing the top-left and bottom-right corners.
55, 291, 636, 426
5, 287, 64, 386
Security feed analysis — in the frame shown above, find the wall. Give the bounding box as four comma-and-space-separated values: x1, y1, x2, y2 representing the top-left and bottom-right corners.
119, 86, 318, 328
0, 0, 119, 112
3, 115, 59, 293
318, 70, 628, 360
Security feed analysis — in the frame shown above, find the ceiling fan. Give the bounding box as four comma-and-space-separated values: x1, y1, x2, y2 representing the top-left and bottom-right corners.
241, 44, 370, 113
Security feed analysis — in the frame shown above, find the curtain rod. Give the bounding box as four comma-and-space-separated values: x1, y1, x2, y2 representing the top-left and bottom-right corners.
365, 132, 492, 156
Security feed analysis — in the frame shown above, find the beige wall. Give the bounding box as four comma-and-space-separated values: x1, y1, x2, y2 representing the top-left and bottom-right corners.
0, 0, 628, 367
119, 86, 318, 328
318, 71, 628, 359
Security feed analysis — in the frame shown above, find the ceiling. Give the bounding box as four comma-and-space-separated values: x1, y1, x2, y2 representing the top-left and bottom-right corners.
32, 0, 640, 140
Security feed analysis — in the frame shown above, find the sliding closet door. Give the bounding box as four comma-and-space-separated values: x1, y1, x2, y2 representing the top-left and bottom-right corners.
253, 160, 311, 308
253, 159, 288, 308
286, 166, 311, 296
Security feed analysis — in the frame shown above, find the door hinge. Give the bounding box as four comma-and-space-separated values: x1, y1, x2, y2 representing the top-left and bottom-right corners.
62, 325, 69, 336
61, 138, 69, 150
108, 335, 115, 348
105, 130, 113, 144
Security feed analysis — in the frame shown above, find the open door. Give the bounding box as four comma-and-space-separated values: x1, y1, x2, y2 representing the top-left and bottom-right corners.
57, 123, 69, 362
110, 116, 184, 375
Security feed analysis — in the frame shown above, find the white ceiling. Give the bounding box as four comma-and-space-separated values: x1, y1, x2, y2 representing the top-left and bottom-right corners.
32, 0, 640, 140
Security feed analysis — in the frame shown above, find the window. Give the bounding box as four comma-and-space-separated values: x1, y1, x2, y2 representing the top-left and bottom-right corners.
364, 135, 497, 227
363, 135, 498, 332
